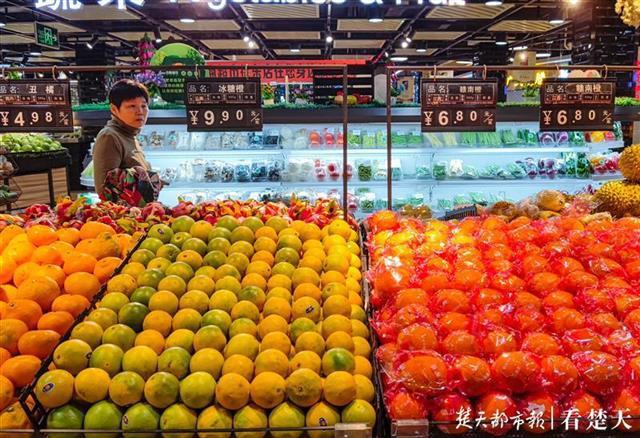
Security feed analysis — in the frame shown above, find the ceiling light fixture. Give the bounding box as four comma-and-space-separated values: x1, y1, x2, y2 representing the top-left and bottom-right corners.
549, 10, 565, 25
495, 33, 507, 46
153, 27, 162, 43
456, 60, 473, 65
384, 51, 389, 57
416, 42, 428, 53
405, 36, 412, 43
326, 33, 333, 43
390, 56, 408, 62
248, 40, 256, 49
86, 35, 99, 50
290, 44, 301, 53
179, 18, 195, 24
243, 35, 250, 43
508, 57, 515, 62
401, 40, 409, 48
513, 45, 528, 51
536, 52, 552, 58
0, 21, 5, 28
368, 7, 384, 23
29, 48, 42, 56
485, 0, 503, 5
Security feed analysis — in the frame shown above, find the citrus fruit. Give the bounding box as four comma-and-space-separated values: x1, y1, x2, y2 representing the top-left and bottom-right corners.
354, 356, 373, 378
326, 332, 355, 353
177, 249, 204, 270
179, 290, 210, 314
195, 265, 217, 279
102, 324, 137, 351
254, 237, 277, 255
274, 248, 300, 267
165, 262, 194, 284
143, 310, 173, 337
241, 273, 267, 291
172, 216, 196, 233
122, 345, 158, 380
70, 321, 104, 349
229, 318, 259, 338
321, 283, 348, 301
258, 314, 289, 339
160, 403, 197, 436
293, 284, 322, 302
292, 297, 321, 323
341, 400, 376, 427
158, 347, 191, 379
231, 226, 255, 244
306, 402, 340, 438
323, 371, 356, 406
269, 402, 305, 438
108, 370, 145, 406
289, 318, 316, 343
130, 249, 155, 266
201, 309, 232, 334
190, 221, 213, 242
353, 337, 371, 357
223, 333, 260, 360
148, 224, 174, 244
187, 275, 215, 296
238, 286, 266, 310
214, 265, 241, 281
254, 349, 289, 378
208, 238, 231, 255
323, 295, 351, 318
262, 298, 291, 321
46, 404, 84, 438
351, 320, 369, 338
118, 302, 150, 332
267, 287, 292, 303
215, 276, 241, 294
226, 252, 250, 275
83, 400, 122, 438
261, 332, 292, 355
321, 315, 352, 339
322, 348, 355, 374
122, 403, 160, 438
215, 373, 250, 410
90, 344, 124, 377
99, 292, 130, 313
290, 351, 322, 374
157, 244, 181, 262
165, 329, 195, 353
321, 273, 345, 288
35, 369, 74, 408
354, 375, 375, 402
286, 369, 323, 408
300, 256, 323, 274
172, 308, 202, 332
208, 290, 238, 313
250, 371, 286, 409
203, 250, 227, 269
135, 330, 165, 355
230, 301, 260, 323
144, 372, 180, 409
194, 325, 227, 351
197, 406, 232, 438
222, 354, 255, 381
190, 348, 224, 379
130, 286, 156, 306
140, 237, 164, 254
350, 305, 366, 323
209, 226, 232, 241
295, 332, 325, 357
266, 217, 289, 234
148, 290, 180, 315
180, 371, 216, 409
233, 404, 268, 437
53, 339, 92, 375
272, 262, 296, 278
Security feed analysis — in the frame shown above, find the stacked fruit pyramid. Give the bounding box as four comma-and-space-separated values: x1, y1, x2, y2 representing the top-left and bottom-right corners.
0, 222, 139, 430
366, 211, 640, 436
30, 214, 375, 435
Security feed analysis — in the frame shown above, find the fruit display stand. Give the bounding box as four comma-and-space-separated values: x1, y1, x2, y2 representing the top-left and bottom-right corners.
5, 208, 377, 436
364, 210, 640, 437
0, 154, 22, 212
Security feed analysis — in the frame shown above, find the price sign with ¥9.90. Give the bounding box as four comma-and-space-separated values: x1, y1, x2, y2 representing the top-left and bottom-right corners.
540, 79, 615, 131
0, 80, 73, 133
421, 79, 497, 132
185, 78, 262, 132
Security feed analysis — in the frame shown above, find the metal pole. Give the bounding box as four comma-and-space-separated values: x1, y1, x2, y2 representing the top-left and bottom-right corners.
342, 65, 349, 220
384, 65, 640, 73
1, 64, 352, 74
386, 69, 392, 210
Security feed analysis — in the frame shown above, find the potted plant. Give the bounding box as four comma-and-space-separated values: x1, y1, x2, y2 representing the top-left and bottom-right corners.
262, 84, 275, 105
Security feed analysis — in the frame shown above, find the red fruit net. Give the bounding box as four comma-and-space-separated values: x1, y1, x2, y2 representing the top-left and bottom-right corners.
366, 212, 640, 435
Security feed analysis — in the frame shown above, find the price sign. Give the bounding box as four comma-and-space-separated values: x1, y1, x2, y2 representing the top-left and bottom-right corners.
540, 78, 615, 131
0, 80, 73, 133
421, 79, 497, 132
185, 78, 262, 132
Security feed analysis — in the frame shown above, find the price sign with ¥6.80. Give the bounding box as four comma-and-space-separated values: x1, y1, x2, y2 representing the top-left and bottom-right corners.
185, 78, 262, 132
421, 79, 497, 132
540, 79, 615, 131
0, 80, 73, 133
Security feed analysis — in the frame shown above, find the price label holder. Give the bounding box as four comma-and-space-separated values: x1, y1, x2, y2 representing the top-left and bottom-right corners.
0, 79, 73, 133
421, 79, 497, 132
334, 423, 371, 438
185, 78, 263, 132
392, 419, 429, 437
540, 78, 615, 131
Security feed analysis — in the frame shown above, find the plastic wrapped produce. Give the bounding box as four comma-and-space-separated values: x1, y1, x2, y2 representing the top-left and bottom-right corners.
479, 164, 501, 179
359, 192, 375, 213
423, 133, 443, 148
613, 121, 623, 140
410, 193, 424, 206
264, 129, 280, 148
586, 131, 606, 143
374, 198, 387, 210
407, 130, 423, 147
391, 159, 402, 181
506, 162, 527, 179
537, 158, 559, 178
176, 161, 191, 182
166, 131, 178, 149
220, 132, 234, 150
286, 159, 313, 181
448, 159, 464, 178
204, 161, 221, 182
538, 132, 555, 146
517, 129, 538, 145
191, 159, 206, 182
323, 129, 336, 148
348, 130, 362, 148
391, 131, 407, 148
476, 131, 502, 147
373, 162, 387, 181
362, 130, 377, 148
293, 129, 307, 149
442, 132, 457, 147
314, 161, 328, 181
454, 194, 472, 206
416, 165, 432, 180
469, 192, 487, 204
500, 129, 516, 145
280, 127, 294, 148
235, 161, 251, 182
437, 198, 454, 211
375, 129, 387, 148
249, 133, 263, 149
220, 162, 234, 182
148, 131, 164, 149
251, 160, 268, 182
160, 167, 176, 183
569, 131, 586, 146
267, 160, 283, 182
137, 134, 149, 148
309, 130, 323, 148
190, 132, 207, 150
327, 161, 342, 181
393, 197, 407, 211
357, 160, 373, 181
234, 132, 250, 149
460, 132, 477, 147
432, 162, 447, 180
460, 165, 479, 179
555, 131, 569, 145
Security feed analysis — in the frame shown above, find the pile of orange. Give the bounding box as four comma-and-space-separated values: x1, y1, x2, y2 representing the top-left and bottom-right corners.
0, 222, 138, 427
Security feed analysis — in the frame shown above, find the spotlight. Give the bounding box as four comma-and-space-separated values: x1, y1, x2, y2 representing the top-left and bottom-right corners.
401, 40, 409, 49
153, 27, 162, 43
325, 33, 333, 43
29, 45, 42, 56
485, 0, 503, 5
290, 44, 301, 53
368, 7, 383, 23
513, 45, 528, 51
86, 35, 99, 49
495, 33, 507, 46
390, 56, 408, 62
179, 18, 195, 24
416, 42, 428, 53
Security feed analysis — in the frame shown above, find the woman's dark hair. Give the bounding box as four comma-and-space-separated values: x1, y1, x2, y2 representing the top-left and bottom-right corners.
109, 79, 150, 108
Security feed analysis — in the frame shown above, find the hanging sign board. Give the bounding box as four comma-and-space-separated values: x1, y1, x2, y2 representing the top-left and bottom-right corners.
34, 22, 60, 49
421, 79, 497, 132
540, 78, 615, 131
185, 78, 263, 132
0, 80, 73, 133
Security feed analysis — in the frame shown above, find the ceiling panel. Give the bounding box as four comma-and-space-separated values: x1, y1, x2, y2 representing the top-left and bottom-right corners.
110, 31, 181, 41
42, 50, 75, 58
202, 39, 251, 50
0, 34, 34, 44
261, 31, 320, 40
414, 31, 465, 40
393, 48, 438, 56
331, 54, 372, 60
4, 22, 84, 33
333, 40, 384, 49
242, 5, 319, 19
44, 5, 138, 20
274, 48, 321, 55
166, 19, 240, 31
489, 20, 557, 33
337, 19, 404, 32
426, 4, 513, 20
29, 57, 65, 63
229, 54, 266, 60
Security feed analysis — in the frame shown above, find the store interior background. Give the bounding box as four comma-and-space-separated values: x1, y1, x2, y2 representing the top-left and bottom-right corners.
0, 0, 639, 215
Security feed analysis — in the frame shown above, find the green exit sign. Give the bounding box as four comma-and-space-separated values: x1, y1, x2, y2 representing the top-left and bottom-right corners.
34, 22, 59, 49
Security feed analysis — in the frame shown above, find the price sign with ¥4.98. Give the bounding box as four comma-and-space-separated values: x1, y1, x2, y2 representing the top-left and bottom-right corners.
540, 79, 615, 131
0, 79, 73, 133
185, 78, 262, 132
421, 79, 497, 132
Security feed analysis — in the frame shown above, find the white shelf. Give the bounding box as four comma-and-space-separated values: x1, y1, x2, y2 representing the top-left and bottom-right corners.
592, 173, 622, 181
433, 177, 591, 187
